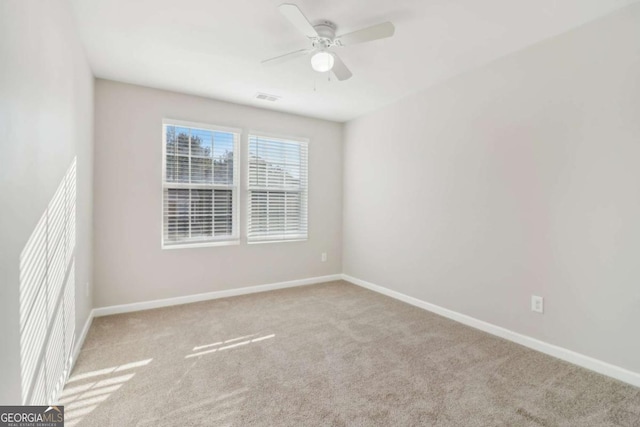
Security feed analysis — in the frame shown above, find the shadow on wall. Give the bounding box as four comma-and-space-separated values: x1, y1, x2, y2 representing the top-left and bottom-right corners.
19, 158, 77, 405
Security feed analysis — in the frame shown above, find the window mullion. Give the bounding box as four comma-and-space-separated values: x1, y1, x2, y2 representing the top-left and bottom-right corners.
210, 134, 215, 238
188, 129, 192, 239
266, 191, 270, 235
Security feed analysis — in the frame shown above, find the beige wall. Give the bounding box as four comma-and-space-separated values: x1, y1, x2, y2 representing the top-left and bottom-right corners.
93, 80, 343, 307
0, 0, 94, 404
343, 4, 640, 373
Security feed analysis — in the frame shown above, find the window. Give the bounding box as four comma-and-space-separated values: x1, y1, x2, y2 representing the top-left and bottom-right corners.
162, 120, 239, 248
248, 134, 308, 243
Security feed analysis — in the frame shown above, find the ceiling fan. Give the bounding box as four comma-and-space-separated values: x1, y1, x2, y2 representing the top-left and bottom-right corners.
262, 3, 395, 81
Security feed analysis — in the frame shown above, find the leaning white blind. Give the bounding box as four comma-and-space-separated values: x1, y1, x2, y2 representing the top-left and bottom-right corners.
248, 134, 308, 242
163, 121, 239, 247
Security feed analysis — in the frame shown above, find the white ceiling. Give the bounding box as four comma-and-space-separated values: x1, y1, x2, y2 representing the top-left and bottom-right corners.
69, 0, 637, 122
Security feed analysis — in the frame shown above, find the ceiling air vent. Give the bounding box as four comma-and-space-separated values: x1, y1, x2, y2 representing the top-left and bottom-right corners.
255, 92, 281, 102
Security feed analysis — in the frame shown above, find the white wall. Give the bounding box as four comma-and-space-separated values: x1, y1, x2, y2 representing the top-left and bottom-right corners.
0, 0, 94, 404
343, 4, 640, 374
93, 80, 342, 307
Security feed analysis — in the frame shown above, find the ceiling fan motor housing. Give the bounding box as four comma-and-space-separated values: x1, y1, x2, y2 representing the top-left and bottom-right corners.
313, 21, 337, 46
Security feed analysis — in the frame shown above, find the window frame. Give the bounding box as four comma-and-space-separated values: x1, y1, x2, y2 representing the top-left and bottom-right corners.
161, 118, 241, 249
246, 130, 309, 244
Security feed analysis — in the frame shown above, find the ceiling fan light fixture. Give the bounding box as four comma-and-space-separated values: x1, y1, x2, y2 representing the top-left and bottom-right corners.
264, 4, 395, 81
310, 51, 334, 72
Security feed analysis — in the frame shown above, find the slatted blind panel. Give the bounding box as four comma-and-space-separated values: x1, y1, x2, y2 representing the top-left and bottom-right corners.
248, 135, 308, 242
163, 122, 238, 246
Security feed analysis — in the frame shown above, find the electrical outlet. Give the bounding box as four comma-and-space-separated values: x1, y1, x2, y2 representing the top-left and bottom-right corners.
531, 295, 544, 313
321, 252, 327, 262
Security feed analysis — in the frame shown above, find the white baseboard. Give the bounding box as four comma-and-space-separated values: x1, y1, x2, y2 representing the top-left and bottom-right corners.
342, 274, 640, 388
61, 308, 94, 388
73, 273, 640, 389
73, 309, 95, 364
93, 274, 343, 317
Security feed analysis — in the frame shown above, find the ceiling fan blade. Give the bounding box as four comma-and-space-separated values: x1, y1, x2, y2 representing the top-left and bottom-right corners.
336, 22, 395, 46
331, 53, 353, 81
262, 48, 312, 65
278, 3, 318, 38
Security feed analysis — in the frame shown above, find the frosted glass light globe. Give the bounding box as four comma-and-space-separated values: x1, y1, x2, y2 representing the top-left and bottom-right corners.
311, 51, 334, 72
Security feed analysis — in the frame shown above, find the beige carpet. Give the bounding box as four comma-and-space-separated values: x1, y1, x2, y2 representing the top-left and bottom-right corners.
62, 281, 640, 426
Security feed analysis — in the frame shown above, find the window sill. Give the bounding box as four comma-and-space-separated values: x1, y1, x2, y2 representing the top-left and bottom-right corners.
162, 240, 240, 250
247, 238, 308, 245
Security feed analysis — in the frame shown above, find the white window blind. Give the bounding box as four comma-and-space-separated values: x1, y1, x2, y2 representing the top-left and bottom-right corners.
162, 121, 239, 247
248, 134, 308, 242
